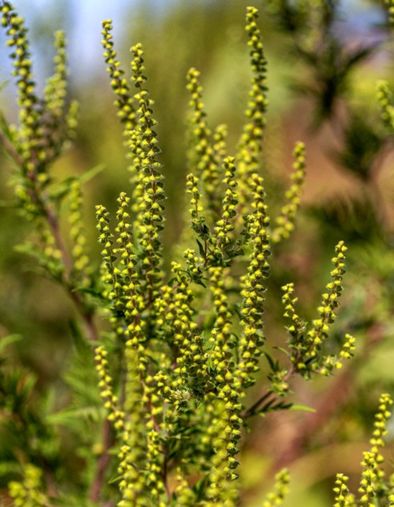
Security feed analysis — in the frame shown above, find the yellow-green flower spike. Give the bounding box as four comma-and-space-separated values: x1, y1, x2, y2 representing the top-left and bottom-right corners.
118, 347, 146, 504
101, 19, 135, 129
384, 0, 394, 26
207, 265, 234, 385
40, 31, 78, 165
8, 464, 48, 507
305, 240, 347, 374
212, 123, 228, 167
113, 191, 139, 328
262, 469, 290, 507
281, 282, 304, 342
130, 42, 165, 306
156, 261, 205, 386
377, 80, 394, 131
140, 374, 166, 504
35, 221, 64, 279
94, 345, 125, 432
96, 203, 117, 302
237, 6, 268, 207
101, 19, 140, 206
213, 156, 238, 255
206, 394, 242, 505
186, 67, 220, 214
272, 141, 306, 244
369, 392, 392, 455
333, 473, 356, 507
44, 31, 67, 117
0, 1, 41, 172
65, 99, 79, 141
186, 172, 204, 226
69, 180, 89, 283
42, 30, 76, 162
388, 472, 394, 505
359, 393, 393, 505
338, 333, 356, 362
238, 173, 271, 387
282, 250, 354, 377
174, 469, 196, 506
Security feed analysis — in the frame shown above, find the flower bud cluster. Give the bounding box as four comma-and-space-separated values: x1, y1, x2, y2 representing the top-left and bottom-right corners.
101, 20, 135, 128
1, 1, 39, 166
376, 80, 394, 131
44, 31, 67, 117
238, 173, 271, 387
384, 0, 394, 26
282, 241, 355, 376
186, 67, 221, 214
333, 473, 355, 507
69, 180, 89, 282
213, 157, 238, 255
262, 469, 290, 507
272, 141, 306, 244
212, 123, 228, 166
130, 43, 165, 305
237, 6, 268, 207
8, 464, 48, 507
95, 345, 125, 432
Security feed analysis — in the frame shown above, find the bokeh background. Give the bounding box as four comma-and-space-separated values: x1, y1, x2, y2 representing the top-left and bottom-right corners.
0, 1, 393, 505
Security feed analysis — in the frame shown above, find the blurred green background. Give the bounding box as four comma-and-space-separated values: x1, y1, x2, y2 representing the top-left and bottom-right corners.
0, 0, 393, 505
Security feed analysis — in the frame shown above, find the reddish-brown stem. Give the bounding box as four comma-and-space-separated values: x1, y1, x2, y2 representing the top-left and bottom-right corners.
89, 419, 113, 503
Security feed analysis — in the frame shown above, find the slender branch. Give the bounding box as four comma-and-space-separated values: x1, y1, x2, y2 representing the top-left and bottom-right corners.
243, 390, 276, 419
89, 419, 113, 503
1, 131, 114, 500
243, 365, 296, 419
0, 129, 24, 166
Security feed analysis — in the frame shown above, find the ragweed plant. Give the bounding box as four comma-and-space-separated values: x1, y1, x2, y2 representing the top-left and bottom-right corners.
0, 1, 393, 507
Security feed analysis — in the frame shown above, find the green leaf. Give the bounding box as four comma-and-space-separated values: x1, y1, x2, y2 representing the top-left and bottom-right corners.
47, 406, 102, 425
79, 163, 106, 184
289, 403, 316, 413
0, 334, 23, 352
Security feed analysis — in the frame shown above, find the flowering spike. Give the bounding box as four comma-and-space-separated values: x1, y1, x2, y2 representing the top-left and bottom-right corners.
96, 203, 117, 302
384, 0, 394, 26
65, 99, 79, 142
272, 141, 306, 244
377, 80, 394, 131
212, 123, 228, 167
8, 464, 48, 507
281, 282, 304, 341
237, 173, 271, 387
262, 469, 290, 507
94, 345, 125, 432
0, 1, 40, 168
186, 67, 220, 213
130, 42, 165, 306
237, 6, 268, 207
358, 393, 393, 504
306, 240, 348, 374
69, 180, 90, 283
207, 265, 234, 385
44, 31, 67, 116
101, 19, 135, 128
333, 473, 356, 507
213, 156, 238, 253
